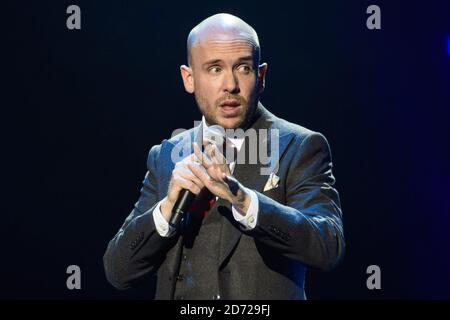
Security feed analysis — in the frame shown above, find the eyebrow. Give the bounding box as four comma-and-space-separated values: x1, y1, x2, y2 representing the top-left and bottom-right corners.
236, 56, 254, 63
202, 59, 223, 67
202, 56, 255, 68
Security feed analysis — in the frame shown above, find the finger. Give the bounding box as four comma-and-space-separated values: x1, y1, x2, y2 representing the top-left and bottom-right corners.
188, 162, 212, 188
192, 142, 203, 163
173, 173, 202, 195
204, 141, 225, 162
197, 148, 225, 180
204, 142, 215, 159
211, 144, 226, 165
193, 142, 212, 168
208, 165, 226, 182
176, 170, 205, 189
202, 143, 223, 166
176, 159, 208, 186
188, 152, 199, 163
190, 157, 225, 185
178, 159, 203, 170
210, 145, 231, 177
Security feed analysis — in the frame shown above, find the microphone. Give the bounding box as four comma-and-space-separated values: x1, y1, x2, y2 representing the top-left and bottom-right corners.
168, 124, 226, 228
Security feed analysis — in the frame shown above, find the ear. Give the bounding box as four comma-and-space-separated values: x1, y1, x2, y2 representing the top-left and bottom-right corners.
257, 63, 268, 94
180, 65, 195, 93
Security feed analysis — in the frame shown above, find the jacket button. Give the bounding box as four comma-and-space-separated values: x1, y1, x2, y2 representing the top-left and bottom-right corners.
176, 274, 184, 281
213, 294, 221, 300
183, 255, 187, 261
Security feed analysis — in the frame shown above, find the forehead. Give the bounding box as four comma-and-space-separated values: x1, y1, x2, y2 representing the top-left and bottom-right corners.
191, 33, 257, 64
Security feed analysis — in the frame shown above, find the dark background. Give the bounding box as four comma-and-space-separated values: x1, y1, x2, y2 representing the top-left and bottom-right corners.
3, 0, 450, 299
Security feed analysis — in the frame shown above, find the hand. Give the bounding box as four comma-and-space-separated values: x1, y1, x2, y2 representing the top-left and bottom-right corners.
188, 141, 251, 215
160, 153, 205, 221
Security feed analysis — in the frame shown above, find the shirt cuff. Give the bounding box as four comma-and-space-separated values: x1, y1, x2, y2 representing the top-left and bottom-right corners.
231, 188, 259, 230
152, 198, 176, 237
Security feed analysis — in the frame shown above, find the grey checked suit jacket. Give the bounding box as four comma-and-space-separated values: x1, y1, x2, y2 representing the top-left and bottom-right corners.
103, 103, 345, 299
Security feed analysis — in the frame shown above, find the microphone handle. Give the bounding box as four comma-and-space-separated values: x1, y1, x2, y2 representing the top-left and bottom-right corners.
169, 189, 196, 228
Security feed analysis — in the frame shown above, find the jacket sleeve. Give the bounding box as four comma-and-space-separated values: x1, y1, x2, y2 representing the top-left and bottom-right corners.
248, 132, 345, 271
103, 144, 177, 290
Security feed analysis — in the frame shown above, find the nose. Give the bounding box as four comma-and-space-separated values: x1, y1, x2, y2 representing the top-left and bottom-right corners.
223, 71, 240, 94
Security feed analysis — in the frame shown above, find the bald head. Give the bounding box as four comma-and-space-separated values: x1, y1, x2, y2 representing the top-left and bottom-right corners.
187, 13, 260, 66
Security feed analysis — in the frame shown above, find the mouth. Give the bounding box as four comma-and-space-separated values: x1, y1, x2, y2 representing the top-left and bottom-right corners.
219, 100, 242, 115
220, 99, 241, 107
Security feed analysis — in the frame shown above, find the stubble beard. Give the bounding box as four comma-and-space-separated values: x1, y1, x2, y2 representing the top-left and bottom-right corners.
195, 92, 258, 130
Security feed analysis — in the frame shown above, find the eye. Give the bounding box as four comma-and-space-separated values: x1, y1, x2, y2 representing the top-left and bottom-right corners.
237, 64, 252, 74
208, 66, 222, 74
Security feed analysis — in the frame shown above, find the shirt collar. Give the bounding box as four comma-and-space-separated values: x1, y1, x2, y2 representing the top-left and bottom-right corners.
201, 116, 244, 152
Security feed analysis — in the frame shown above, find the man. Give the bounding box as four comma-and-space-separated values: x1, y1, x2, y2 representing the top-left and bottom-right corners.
103, 13, 344, 300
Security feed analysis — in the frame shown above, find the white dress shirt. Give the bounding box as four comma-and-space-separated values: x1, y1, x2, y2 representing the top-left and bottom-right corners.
152, 117, 259, 237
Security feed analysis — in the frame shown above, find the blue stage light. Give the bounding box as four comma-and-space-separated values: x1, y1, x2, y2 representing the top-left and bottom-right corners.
448, 35, 450, 55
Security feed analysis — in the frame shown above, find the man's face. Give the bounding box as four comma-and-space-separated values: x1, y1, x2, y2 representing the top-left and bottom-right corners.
181, 34, 267, 129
